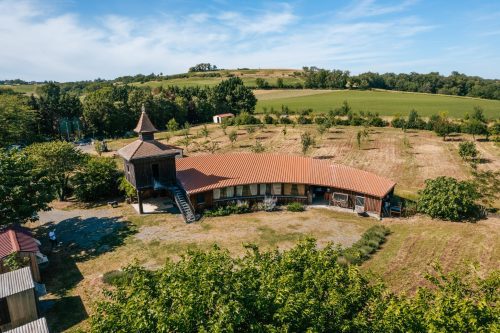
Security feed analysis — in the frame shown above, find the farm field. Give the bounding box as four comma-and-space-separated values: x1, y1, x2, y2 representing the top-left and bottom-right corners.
255, 89, 500, 118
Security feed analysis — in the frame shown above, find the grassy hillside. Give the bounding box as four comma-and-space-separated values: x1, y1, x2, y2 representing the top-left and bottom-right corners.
255, 89, 500, 118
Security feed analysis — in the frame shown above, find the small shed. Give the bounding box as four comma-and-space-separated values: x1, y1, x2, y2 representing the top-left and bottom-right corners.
0, 267, 39, 331
0, 227, 47, 283
4, 317, 49, 333
213, 113, 234, 123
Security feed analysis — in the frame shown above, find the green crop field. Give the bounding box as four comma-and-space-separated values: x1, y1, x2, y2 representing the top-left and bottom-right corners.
255, 89, 500, 118
133, 75, 302, 89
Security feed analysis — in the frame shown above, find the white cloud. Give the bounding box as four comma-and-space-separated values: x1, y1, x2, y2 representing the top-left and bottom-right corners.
0, 0, 446, 81
339, 0, 418, 19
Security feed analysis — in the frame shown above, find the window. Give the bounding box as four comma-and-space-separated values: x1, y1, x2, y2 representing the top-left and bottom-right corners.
355, 196, 365, 207
272, 183, 282, 195
284, 184, 292, 195
0, 298, 10, 325
242, 185, 251, 196
236, 186, 243, 196
291, 184, 299, 196
226, 186, 234, 198
213, 189, 221, 200
266, 184, 272, 195
333, 193, 348, 202
197, 193, 205, 204
126, 164, 130, 174
259, 184, 266, 195
250, 184, 258, 196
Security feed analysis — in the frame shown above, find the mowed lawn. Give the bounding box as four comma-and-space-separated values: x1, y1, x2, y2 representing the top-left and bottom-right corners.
255, 89, 500, 118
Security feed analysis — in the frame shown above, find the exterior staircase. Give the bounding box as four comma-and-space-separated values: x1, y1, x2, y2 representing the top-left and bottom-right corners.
171, 186, 198, 223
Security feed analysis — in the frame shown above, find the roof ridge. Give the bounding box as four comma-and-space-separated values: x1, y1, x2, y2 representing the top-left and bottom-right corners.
8, 229, 20, 253
129, 140, 144, 159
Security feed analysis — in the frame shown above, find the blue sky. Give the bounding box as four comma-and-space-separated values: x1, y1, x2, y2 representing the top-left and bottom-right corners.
1, 0, 499, 81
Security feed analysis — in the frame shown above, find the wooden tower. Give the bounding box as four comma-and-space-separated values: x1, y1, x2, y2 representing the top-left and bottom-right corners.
118, 107, 181, 213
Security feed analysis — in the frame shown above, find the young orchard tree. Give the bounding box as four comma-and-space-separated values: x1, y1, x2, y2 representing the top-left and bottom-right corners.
356, 129, 369, 149
251, 140, 265, 153
463, 119, 488, 141
167, 118, 179, 133
300, 132, 315, 155
228, 130, 238, 147
317, 123, 328, 138
25, 141, 84, 201
458, 141, 479, 162
181, 122, 191, 137
204, 141, 220, 154
200, 124, 210, 138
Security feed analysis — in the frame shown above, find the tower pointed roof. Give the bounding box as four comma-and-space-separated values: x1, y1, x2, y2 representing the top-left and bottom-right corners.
134, 105, 158, 133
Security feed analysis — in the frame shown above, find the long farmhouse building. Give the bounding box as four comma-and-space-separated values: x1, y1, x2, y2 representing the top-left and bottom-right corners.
119, 109, 396, 222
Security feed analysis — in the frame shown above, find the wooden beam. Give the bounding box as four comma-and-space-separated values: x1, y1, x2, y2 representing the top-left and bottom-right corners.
137, 190, 144, 214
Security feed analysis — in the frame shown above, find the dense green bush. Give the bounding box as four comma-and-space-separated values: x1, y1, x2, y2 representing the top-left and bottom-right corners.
72, 157, 122, 202
91, 239, 499, 333
342, 225, 391, 264
204, 202, 251, 217
102, 270, 133, 286
118, 176, 137, 202
286, 202, 305, 212
417, 176, 481, 221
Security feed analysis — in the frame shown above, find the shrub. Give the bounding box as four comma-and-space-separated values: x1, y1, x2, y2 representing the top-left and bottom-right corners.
391, 115, 407, 129
263, 114, 275, 124
300, 132, 315, 155
287, 202, 305, 212
458, 141, 479, 161
342, 225, 391, 264
72, 157, 122, 202
417, 176, 481, 221
102, 270, 132, 286
279, 116, 294, 125
204, 202, 251, 217
234, 112, 261, 125
119, 176, 137, 202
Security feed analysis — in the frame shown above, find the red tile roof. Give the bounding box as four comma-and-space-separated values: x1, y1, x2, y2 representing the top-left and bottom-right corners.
0, 226, 39, 259
176, 153, 396, 198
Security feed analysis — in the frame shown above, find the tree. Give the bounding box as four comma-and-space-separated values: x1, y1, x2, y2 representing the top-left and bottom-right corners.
300, 132, 315, 155
458, 141, 478, 162
211, 77, 257, 115
181, 122, 191, 137
167, 118, 179, 132
72, 157, 121, 202
255, 78, 270, 89
0, 94, 38, 147
356, 129, 369, 149
251, 140, 265, 153
417, 176, 480, 221
203, 141, 220, 154
228, 130, 238, 146
90, 239, 499, 333
463, 119, 488, 141
0, 149, 53, 226
200, 124, 209, 138
317, 123, 328, 137
433, 116, 453, 141
25, 141, 84, 201
94, 140, 108, 156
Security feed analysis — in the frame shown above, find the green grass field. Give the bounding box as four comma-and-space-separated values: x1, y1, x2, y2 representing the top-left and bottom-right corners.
255, 89, 500, 118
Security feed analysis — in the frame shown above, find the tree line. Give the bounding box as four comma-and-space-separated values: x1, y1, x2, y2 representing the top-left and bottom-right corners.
0, 77, 256, 146
300, 67, 500, 100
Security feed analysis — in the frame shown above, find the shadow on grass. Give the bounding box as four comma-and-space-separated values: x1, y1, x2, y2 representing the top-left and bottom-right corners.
33, 216, 135, 296
41, 296, 88, 333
